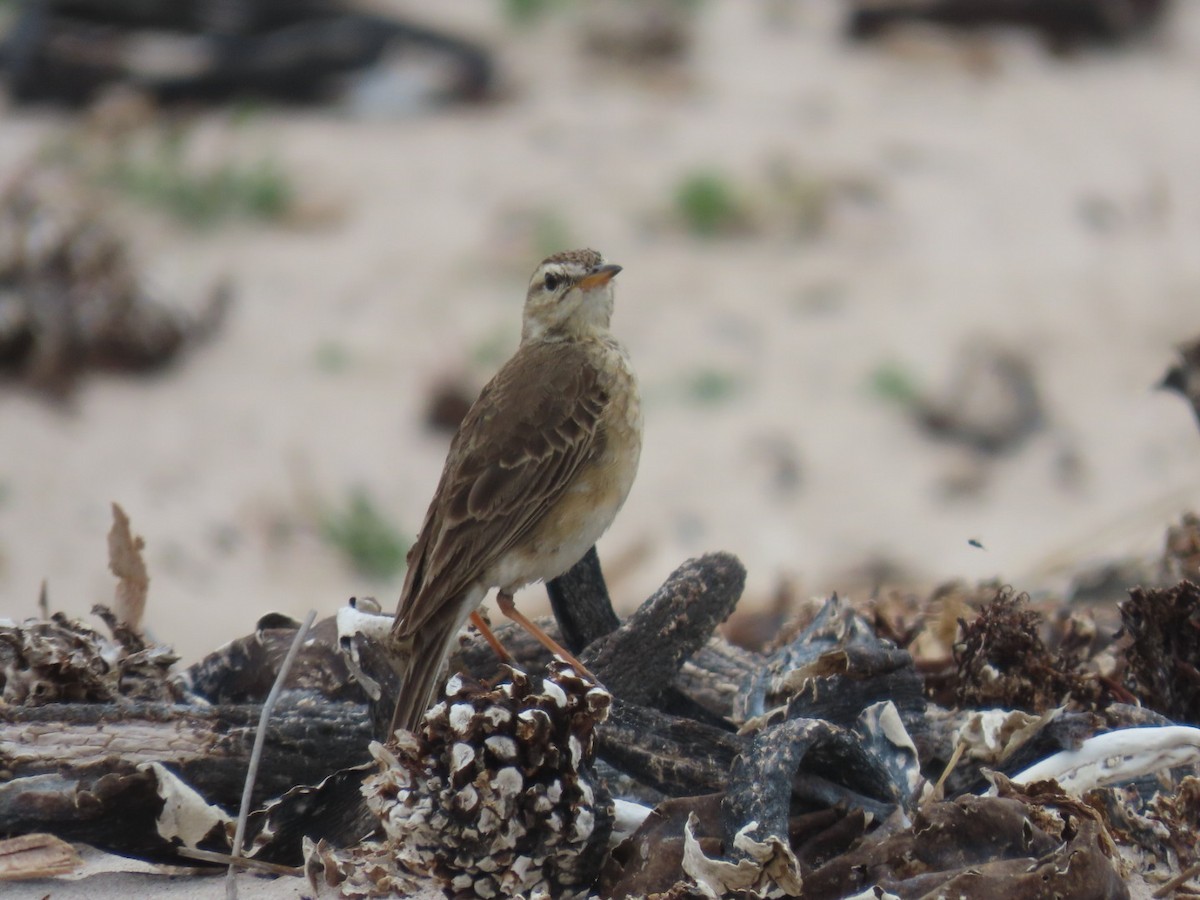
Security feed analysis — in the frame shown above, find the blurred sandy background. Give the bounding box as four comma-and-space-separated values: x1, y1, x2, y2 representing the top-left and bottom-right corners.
2, 0, 1200, 665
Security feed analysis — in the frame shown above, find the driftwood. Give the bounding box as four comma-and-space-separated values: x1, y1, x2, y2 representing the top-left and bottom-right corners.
584, 552, 745, 705
4, 539, 1200, 897
0, 550, 939, 866
846, 0, 1168, 47
0, 0, 493, 106
0, 552, 758, 862
0, 698, 372, 811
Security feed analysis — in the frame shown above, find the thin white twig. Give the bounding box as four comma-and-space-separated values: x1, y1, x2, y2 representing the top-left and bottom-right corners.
225, 609, 317, 900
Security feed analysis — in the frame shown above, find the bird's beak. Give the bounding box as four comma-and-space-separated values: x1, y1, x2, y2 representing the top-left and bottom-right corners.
578, 264, 622, 292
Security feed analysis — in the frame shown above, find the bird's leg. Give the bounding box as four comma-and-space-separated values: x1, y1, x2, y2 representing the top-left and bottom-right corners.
495, 591, 597, 681
469, 610, 513, 663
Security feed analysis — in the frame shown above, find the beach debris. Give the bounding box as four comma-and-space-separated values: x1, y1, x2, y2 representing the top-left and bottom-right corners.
0, 833, 81, 881
1120, 579, 1200, 723
0, 166, 228, 397
0, 0, 493, 109
355, 662, 614, 898
915, 341, 1045, 457
847, 0, 1169, 49
0, 606, 179, 705
4, 517, 1200, 895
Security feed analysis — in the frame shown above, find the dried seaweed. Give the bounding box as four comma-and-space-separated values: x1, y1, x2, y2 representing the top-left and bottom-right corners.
952, 585, 1085, 713
1121, 580, 1200, 724
7, 516, 1200, 897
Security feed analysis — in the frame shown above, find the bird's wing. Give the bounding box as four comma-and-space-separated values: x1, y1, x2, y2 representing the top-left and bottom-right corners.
394, 340, 607, 638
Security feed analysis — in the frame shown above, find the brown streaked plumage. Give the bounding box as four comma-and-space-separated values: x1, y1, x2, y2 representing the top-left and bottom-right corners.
390, 249, 642, 734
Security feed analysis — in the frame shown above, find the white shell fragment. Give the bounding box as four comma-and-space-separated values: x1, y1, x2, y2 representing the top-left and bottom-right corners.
450, 742, 476, 776
1009, 725, 1200, 794
681, 812, 803, 899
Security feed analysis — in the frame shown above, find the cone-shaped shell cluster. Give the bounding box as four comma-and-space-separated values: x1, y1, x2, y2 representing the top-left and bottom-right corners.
365, 661, 614, 898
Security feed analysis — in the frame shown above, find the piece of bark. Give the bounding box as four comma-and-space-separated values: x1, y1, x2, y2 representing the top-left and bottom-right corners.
249, 764, 378, 865
584, 552, 746, 704
0, 768, 180, 862
674, 638, 763, 719
0, 833, 81, 880
596, 699, 742, 796
846, 0, 1166, 47
778, 643, 926, 729
183, 614, 361, 705
0, 696, 373, 811
107, 502, 148, 631
598, 793, 725, 899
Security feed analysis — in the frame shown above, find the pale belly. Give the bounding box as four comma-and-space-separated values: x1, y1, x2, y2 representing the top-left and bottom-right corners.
488, 422, 641, 593
482, 339, 642, 595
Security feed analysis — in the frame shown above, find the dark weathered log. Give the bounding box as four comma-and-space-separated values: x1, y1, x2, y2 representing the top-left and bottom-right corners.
2, 5, 493, 106
370, 553, 749, 733
595, 699, 742, 796
0, 696, 373, 810
846, 0, 1166, 47
183, 615, 360, 704
721, 717, 903, 865
674, 638, 762, 719
584, 552, 746, 705
546, 545, 621, 652
0, 767, 197, 863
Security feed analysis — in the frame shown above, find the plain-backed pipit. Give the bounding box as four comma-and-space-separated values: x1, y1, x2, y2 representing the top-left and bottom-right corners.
390, 249, 642, 733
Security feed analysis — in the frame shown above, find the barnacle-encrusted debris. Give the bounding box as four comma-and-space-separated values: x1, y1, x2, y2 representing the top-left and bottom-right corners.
0, 503, 178, 705
1092, 773, 1200, 892
0, 604, 180, 705
0, 167, 226, 396
359, 661, 614, 898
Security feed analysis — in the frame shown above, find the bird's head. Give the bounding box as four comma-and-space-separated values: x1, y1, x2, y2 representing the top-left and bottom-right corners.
521, 249, 622, 343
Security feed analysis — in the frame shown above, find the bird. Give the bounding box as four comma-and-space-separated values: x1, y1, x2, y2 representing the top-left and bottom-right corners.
390, 248, 642, 734
1160, 337, 1200, 432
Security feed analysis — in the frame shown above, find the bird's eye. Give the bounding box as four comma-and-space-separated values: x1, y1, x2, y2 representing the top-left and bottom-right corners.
543, 272, 560, 292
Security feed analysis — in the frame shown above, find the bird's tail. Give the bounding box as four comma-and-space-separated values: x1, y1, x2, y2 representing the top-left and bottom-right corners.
389, 613, 461, 737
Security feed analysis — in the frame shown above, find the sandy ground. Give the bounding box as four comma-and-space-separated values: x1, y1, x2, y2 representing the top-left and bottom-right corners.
4, 2, 1200, 662
3, 1, 1200, 894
